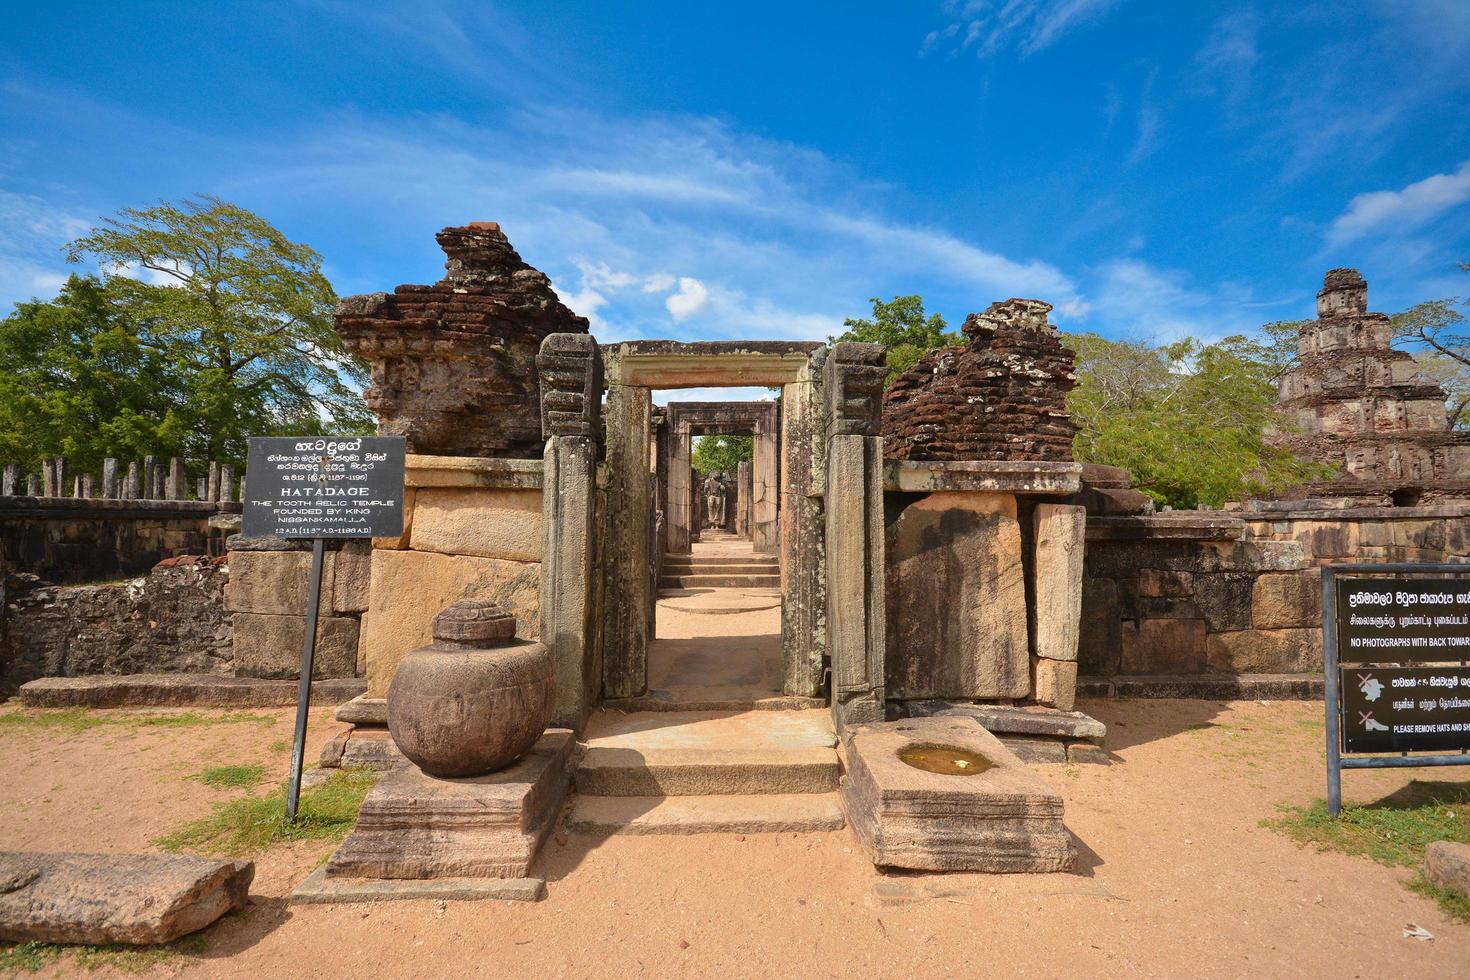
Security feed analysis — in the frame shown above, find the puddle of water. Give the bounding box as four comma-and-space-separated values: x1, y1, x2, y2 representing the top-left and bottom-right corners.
898, 743, 992, 776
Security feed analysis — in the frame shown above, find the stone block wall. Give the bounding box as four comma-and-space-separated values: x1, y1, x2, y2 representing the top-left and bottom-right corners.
0, 557, 232, 693
360, 455, 543, 697
223, 537, 369, 681
1079, 504, 1470, 680
0, 497, 237, 585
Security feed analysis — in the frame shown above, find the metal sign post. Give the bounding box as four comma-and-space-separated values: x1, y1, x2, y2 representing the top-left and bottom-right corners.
243, 436, 405, 823
1323, 562, 1470, 817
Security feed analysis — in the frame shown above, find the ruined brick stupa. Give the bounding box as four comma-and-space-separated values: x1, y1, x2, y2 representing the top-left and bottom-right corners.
334, 223, 589, 458
882, 298, 1077, 461
1276, 269, 1470, 501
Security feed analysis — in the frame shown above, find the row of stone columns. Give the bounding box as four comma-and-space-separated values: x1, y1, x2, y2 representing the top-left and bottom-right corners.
0, 457, 240, 502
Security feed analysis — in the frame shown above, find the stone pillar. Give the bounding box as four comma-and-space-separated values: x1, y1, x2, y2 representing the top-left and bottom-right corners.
102, 459, 119, 499
142, 456, 156, 498
152, 462, 167, 500
538, 333, 604, 730
73, 476, 82, 498
26, 474, 40, 497
220, 464, 236, 504
41, 459, 56, 498
167, 458, 186, 501
81, 474, 96, 498
124, 462, 141, 499
196, 477, 208, 500
654, 412, 669, 559
603, 382, 653, 699
823, 343, 888, 729
55, 459, 67, 497
207, 461, 221, 502
667, 425, 693, 553
782, 355, 827, 697
1029, 503, 1086, 711
736, 460, 752, 537
1, 464, 17, 496
752, 413, 780, 554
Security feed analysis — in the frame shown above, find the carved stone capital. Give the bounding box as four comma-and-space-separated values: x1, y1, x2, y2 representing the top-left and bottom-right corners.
824, 342, 887, 439
537, 333, 603, 440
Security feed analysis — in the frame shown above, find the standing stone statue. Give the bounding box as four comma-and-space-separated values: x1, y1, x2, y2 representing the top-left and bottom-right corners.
702, 473, 726, 530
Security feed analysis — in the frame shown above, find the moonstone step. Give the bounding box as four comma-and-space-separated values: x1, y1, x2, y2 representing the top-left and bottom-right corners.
569, 794, 845, 835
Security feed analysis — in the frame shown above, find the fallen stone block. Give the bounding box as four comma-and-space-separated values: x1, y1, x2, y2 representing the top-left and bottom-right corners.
1425, 840, 1470, 897
900, 701, 1105, 742
0, 852, 252, 946
841, 716, 1076, 873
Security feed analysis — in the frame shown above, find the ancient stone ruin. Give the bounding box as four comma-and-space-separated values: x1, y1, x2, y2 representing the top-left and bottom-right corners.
882, 298, 1078, 462
335, 222, 589, 458
1275, 268, 1470, 501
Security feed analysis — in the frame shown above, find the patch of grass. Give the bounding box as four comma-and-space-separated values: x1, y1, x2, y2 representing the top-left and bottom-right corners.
0, 941, 64, 973
268, 739, 290, 753
155, 769, 377, 857
191, 764, 268, 791
0, 709, 275, 735
1267, 780, 1470, 921
0, 934, 206, 976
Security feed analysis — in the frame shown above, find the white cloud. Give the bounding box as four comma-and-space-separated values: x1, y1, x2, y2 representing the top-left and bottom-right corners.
1326, 160, 1470, 247
1085, 258, 1258, 344
665, 277, 709, 320
929, 0, 1124, 59
1192, 10, 1259, 103
642, 272, 676, 293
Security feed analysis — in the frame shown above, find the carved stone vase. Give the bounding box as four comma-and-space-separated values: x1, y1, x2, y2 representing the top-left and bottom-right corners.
386, 600, 554, 778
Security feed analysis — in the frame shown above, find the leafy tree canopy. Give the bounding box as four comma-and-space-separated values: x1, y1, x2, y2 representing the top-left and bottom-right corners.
1390, 262, 1469, 429
832, 294, 959, 384
1065, 332, 1328, 509
691, 434, 753, 474
0, 197, 372, 472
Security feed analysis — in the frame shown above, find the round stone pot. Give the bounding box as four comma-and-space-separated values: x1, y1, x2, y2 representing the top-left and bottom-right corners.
386, 601, 555, 778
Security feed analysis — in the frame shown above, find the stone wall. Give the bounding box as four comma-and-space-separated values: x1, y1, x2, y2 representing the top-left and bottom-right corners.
223, 537, 368, 681
0, 497, 237, 585
0, 557, 232, 693
360, 455, 543, 697
1079, 503, 1470, 680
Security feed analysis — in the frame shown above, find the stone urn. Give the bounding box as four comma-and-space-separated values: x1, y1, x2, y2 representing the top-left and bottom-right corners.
386, 600, 554, 778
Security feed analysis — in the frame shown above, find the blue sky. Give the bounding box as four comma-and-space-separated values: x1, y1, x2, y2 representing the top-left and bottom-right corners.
3, 0, 1469, 361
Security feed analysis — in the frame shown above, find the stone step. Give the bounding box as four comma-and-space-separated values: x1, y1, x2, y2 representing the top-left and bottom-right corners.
569, 793, 845, 835
662, 555, 778, 567
659, 574, 781, 589
661, 563, 778, 575
576, 709, 839, 797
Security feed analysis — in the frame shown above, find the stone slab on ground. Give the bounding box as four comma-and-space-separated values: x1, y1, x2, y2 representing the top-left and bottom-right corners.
318, 727, 408, 771
901, 701, 1106, 742
841, 716, 1076, 873
569, 794, 845, 835
18, 674, 365, 709
0, 852, 253, 946
334, 694, 388, 725
1425, 841, 1470, 896
997, 736, 1069, 765
576, 710, 838, 796
292, 867, 544, 904
326, 730, 573, 880
603, 694, 827, 713
1109, 674, 1323, 700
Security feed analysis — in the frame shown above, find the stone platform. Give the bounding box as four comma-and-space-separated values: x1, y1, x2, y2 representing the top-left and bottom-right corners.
325, 730, 573, 880
841, 716, 1076, 873
18, 674, 365, 709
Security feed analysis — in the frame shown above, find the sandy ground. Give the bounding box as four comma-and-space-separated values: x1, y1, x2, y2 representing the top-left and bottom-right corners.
2, 695, 1468, 978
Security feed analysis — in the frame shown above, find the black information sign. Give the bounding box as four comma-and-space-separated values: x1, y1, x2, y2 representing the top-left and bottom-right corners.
1340, 665, 1470, 753
242, 436, 405, 540
1337, 578, 1470, 661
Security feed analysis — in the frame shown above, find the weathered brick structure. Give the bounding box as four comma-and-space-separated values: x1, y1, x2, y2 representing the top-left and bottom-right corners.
335, 223, 589, 458
882, 298, 1077, 461
1276, 268, 1470, 501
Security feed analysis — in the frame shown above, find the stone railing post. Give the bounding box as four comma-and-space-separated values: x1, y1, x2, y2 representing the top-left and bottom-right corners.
167, 458, 186, 501
823, 342, 888, 729
1, 464, 17, 496
102, 458, 119, 499
781, 351, 827, 697
537, 333, 604, 729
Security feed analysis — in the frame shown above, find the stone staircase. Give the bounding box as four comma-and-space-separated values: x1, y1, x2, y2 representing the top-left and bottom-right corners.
568, 709, 846, 835
659, 551, 780, 591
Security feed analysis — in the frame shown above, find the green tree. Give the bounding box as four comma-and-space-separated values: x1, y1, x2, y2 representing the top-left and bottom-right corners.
61, 196, 372, 463
691, 434, 753, 474
833, 295, 959, 384
0, 275, 192, 471
1390, 263, 1469, 429
1065, 332, 1325, 509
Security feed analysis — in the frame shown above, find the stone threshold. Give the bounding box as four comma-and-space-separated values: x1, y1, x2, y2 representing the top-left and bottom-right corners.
291, 867, 544, 904
602, 693, 827, 713
18, 674, 366, 709
1085, 514, 1245, 542
1078, 673, 1323, 700
882, 460, 1082, 496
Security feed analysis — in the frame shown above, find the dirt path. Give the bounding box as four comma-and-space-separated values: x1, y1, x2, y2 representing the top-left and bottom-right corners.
1, 697, 1467, 978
